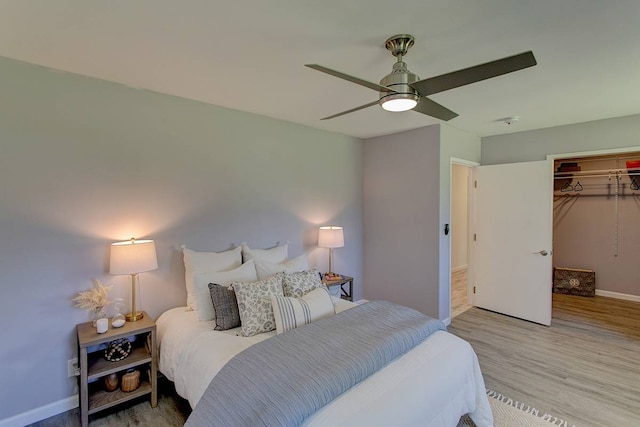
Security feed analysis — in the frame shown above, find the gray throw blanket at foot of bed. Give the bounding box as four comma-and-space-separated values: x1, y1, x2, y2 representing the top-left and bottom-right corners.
186, 300, 445, 427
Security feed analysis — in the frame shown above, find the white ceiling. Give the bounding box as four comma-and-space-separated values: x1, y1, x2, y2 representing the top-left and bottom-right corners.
1, 0, 639, 139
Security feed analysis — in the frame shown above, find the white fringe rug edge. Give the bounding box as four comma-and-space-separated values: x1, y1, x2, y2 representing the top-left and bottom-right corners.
486, 389, 576, 427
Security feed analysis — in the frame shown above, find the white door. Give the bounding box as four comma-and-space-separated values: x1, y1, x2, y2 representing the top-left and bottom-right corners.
472, 160, 553, 325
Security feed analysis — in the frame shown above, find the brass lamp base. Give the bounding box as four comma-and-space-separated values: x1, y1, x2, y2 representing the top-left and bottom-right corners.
126, 311, 144, 322
126, 272, 143, 322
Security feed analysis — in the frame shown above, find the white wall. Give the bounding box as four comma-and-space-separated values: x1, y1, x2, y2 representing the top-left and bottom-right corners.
0, 57, 363, 422
363, 124, 480, 320
451, 164, 469, 270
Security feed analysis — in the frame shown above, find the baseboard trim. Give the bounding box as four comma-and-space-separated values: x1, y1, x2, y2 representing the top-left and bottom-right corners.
595, 289, 640, 302
0, 395, 78, 427
451, 264, 468, 273
442, 317, 451, 326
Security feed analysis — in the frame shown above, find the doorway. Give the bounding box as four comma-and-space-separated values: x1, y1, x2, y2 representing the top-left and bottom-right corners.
451, 163, 473, 318
551, 151, 640, 305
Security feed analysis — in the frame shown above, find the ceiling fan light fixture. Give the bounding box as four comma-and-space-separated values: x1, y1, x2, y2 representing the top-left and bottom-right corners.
381, 97, 418, 112
380, 92, 419, 112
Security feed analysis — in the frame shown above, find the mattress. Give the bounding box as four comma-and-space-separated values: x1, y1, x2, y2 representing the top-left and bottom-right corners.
157, 301, 493, 427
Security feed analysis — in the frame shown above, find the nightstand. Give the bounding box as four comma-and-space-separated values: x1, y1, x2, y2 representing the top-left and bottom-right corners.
322, 275, 353, 301
76, 313, 157, 427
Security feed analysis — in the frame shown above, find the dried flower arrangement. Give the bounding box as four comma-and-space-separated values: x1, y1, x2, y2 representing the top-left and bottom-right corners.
73, 278, 112, 313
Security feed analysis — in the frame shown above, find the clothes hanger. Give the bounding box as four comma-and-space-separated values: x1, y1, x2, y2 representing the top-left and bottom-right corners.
574, 181, 583, 192
560, 181, 573, 192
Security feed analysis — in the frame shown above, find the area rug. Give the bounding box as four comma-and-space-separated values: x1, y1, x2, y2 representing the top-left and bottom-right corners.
458, 390, 576, 427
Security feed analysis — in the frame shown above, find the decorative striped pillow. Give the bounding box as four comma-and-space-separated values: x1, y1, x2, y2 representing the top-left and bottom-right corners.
270, 287, 335, 334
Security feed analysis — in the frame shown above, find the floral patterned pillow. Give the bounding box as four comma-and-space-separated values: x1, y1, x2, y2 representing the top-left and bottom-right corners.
282, 268, 327, 298
232, 275, 284, 337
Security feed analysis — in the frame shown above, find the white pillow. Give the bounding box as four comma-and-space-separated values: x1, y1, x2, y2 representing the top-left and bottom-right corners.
191, 260, 258, 321
183, 245, 242, 309
271, 287, 335, 334
254, 253, 309, 280
232, 275, 284, 337
241, 242, 288, 264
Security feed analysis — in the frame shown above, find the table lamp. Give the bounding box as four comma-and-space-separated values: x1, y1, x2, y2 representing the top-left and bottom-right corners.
109, 238, 158, 321
318, 226, 344, 280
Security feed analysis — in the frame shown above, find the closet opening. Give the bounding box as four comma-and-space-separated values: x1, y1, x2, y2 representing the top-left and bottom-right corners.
552, 152, 640, 311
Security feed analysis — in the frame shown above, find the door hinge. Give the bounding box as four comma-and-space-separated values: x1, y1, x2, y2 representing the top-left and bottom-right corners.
473, 286, 476, 294
473, 233, 477, 241
474, 180, 477, 188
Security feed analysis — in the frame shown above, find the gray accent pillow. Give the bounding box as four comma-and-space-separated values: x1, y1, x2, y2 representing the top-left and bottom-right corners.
208, 283, 240, 331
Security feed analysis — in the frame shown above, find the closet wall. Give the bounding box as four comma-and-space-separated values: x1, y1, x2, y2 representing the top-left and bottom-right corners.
553, 155, 640, 297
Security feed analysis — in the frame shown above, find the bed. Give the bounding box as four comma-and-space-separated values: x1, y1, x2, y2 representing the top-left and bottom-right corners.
163, 244, 492, 425
157, 298, 493, 427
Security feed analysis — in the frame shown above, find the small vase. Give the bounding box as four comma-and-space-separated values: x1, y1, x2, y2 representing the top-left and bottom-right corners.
104, 373, 119, 392
92, 306, 107, 327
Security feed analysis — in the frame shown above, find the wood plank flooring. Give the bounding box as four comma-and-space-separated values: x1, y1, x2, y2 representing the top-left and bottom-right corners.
449, 294, 640, 427
451, 267, 473, 318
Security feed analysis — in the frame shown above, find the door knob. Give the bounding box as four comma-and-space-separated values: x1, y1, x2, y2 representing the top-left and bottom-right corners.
533, 250, 549, 256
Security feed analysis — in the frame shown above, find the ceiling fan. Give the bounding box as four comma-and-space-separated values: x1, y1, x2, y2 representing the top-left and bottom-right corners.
305, 34, 536, 121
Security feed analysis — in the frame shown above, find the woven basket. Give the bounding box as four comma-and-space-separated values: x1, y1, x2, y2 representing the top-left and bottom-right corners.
553, 267, 595, 297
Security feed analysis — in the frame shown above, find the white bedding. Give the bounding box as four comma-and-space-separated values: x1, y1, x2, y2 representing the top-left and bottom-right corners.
157, 302, 493, 427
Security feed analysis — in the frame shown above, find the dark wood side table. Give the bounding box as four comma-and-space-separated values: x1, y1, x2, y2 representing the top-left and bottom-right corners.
76, 312, 157, 427
322, 275, 354, 301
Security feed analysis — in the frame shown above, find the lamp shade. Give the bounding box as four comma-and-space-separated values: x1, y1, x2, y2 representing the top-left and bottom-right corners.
318, 226, 344, 248
110, 239, 158, 275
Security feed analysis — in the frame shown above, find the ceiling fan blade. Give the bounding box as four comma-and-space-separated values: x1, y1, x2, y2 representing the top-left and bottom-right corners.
410, 51, 537, 96
306, 64, 396, 93
320, 100, 379, 120
413, 97, 459, 121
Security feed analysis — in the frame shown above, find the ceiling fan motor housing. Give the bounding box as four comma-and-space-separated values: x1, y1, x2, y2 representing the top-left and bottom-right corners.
379, 61, 420, 108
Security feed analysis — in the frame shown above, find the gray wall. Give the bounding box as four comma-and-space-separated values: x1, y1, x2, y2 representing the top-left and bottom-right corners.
363, 124, 480, 320
0, 57, 363, 421
363, 125, 441, 317
482, 114, 640, 165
